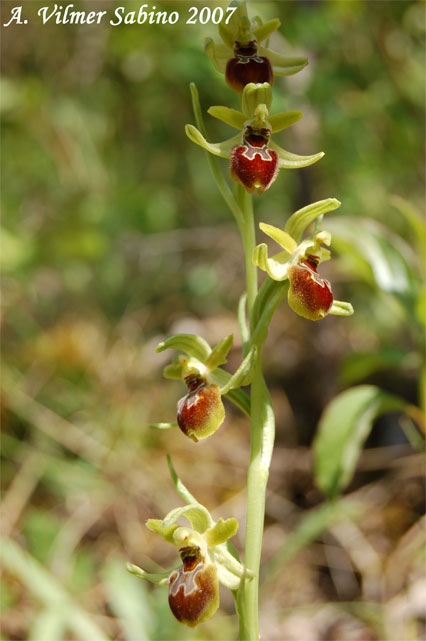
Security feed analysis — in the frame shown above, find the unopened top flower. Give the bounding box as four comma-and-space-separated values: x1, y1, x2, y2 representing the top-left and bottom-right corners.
253, 198, 354, 321
205, 2, 307, 93
186, 83, 323, 195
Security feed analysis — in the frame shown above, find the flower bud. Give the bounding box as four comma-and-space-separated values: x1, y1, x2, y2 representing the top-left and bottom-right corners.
168, 546, 219, 627
177, 377, 225, 442
230, 126, 278, 195
287, 256, 333, 321
226, 41, 274, 93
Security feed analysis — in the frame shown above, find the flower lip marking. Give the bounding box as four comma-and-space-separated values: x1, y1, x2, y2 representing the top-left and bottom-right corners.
231, 125, 278, 194
234, 40, 263, 63
226, 40, 273, 93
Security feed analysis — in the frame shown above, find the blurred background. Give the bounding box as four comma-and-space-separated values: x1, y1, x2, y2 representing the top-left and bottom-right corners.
1, 1, 425, 639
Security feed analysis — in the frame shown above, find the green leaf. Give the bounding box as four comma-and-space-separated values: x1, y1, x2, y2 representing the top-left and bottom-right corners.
208, 106, 246, 130
206, 518, 239, 547
0, 537, 109, 641
155, 333, 211, 362
262, 499, 363, 584
208, 367, 251, 416
185, 124, 239, 158
268, 110, 302, 133
314, 385, 407, 498
219, 345, 257, 394
103, 558, 154, 641
326, 217, 418, 298
285, 198, 341, 244
29, 610, 66, 641
205, 334, 234, 370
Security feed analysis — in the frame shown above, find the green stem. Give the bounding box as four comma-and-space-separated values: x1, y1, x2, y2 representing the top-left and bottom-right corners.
236, 184, 258, 315
235, 188, 276, 641
239, 353, 275, 641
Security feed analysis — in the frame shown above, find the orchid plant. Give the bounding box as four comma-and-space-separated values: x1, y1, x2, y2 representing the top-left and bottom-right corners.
128, 3, 353, 639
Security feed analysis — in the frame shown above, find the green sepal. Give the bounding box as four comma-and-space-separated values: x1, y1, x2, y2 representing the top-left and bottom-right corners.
206, 518, 239, 547
208, 106, 247, 130
258, 47, 308, 75
210, 545, 254, 590
156, 333, 211, 362
269, 140, 324, 169
167, 454, 198, 506
161, 504, 213, 533
204, 38, 230, 73
218, 22, 234, 48
185, 124, 240, 158
126, 563, 170, 585
205, 334, 234, 370
252, 18, 281, 43
259, 222, 297, 254
253, 243, 289, 282
149, 421, 178, 430
219, 345, 257, 394
329, 300, 354, 316
146, 519, 179, 543
268, 110, 302, 133
241, 82, 272, 118
285, 198, 341, 244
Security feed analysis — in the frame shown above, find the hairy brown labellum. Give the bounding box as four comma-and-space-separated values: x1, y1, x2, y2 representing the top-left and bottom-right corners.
226, 41, 274, 93
230, 127, 278, 195
287, 256, 333, 321
168, 547, 219, 627
177, 380, 225, 442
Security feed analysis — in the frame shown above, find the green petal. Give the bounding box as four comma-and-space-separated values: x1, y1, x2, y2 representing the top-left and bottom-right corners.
252, 18, 281, 43
146, 519, 179, 543
219, 345, 257, 394
269, 140, 324, 169
285, 199, 341, 244
268, 110, 302, 133
329, 300, 354, 316
208, 106, 246, 130
253, 243, 290, 281
126, 563, 170, 585
206, 518, 239, 547
241, 82, 272, 117
258, 47, 308, 75
185, 124, 239, 158
155, 333, 211, 362
163, 359, 184, 380
205, 334, 234, 370
259, 222, 298, 253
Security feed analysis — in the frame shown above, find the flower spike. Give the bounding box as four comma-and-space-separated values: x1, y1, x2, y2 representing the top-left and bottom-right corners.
254, 199, 354, 321
205, 2, 307, 93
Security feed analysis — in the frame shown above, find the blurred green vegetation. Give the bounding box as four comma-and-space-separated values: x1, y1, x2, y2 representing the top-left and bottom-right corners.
1, 1, 425, 640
